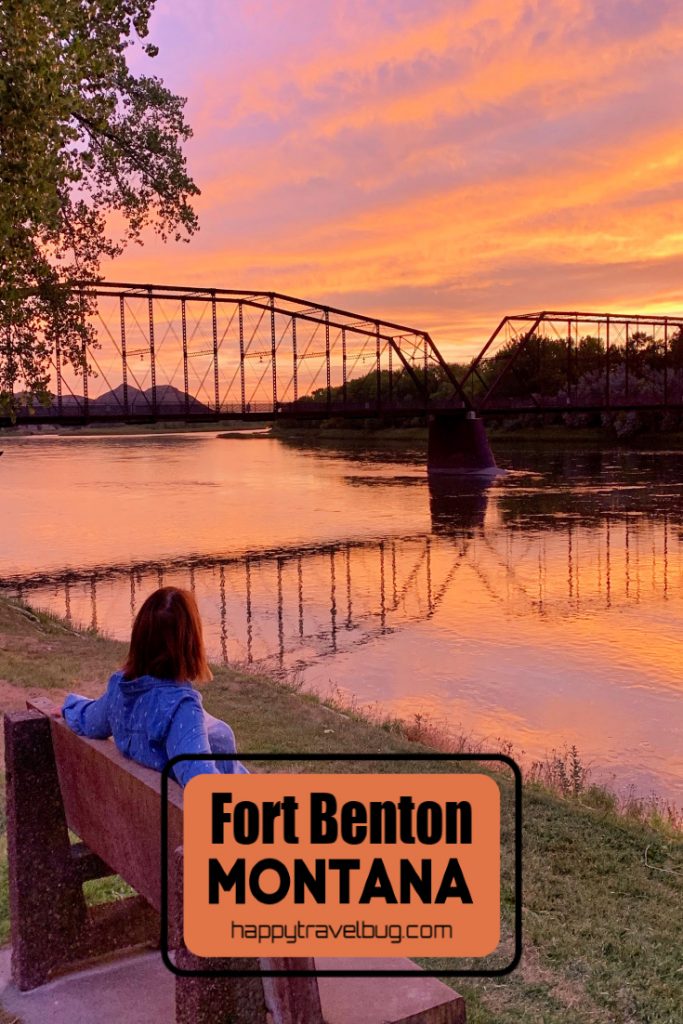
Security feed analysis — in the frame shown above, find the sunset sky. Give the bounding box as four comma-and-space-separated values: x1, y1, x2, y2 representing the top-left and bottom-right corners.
111, 0, 683, 358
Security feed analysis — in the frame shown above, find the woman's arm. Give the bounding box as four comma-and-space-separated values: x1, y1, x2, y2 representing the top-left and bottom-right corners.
62, 688, 113, 739
205, 714, 249, 775
165, 696, 221, 787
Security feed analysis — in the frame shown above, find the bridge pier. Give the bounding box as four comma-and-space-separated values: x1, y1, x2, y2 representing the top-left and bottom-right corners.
427, 412, 499, 477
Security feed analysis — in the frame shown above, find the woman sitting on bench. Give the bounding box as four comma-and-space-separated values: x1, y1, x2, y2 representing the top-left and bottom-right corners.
62, 586, 247, 785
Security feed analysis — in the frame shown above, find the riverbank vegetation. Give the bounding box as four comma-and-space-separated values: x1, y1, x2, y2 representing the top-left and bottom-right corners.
0, 595, 681, 1022
271, 418, 683, 449
284, 329, 683, 442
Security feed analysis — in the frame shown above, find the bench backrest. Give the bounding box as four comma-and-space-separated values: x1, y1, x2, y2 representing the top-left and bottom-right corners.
20, 700, 327, 1023
28, 698, 183, 914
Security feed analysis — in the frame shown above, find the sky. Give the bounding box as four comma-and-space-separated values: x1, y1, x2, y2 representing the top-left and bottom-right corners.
109, 0, 683, 359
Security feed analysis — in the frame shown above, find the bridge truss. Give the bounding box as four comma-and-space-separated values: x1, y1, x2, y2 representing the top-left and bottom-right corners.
7, 288, 683, 423
14, 282, 469, 423
460, 310, 683, 413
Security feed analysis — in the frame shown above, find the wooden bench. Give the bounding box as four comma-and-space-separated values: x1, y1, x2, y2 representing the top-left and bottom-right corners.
3, 699, 466, 1024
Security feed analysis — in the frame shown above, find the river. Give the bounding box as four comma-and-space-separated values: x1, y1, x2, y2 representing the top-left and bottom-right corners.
1, 430, 681, 803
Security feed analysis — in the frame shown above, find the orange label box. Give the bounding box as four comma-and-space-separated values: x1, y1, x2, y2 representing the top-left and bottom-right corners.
183, 773, 500, 959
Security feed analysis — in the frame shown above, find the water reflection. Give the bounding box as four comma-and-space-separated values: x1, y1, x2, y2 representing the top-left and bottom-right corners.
428, 476, 492, 535
2, 435, 682, 801
14, 534, 462, 668
11, 510, 681, 678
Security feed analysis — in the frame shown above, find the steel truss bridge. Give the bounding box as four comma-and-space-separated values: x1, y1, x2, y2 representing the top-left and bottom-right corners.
6, 282, 464, 424
5, 282, 683, 425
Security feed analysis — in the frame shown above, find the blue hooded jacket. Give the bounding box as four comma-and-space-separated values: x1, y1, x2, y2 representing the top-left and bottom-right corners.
62, 670, 247, 786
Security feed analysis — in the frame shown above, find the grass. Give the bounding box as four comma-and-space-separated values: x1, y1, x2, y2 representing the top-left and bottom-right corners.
0, 595, 681, 1022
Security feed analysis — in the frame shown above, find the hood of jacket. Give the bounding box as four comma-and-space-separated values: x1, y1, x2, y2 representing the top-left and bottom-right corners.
112, 671, 200, 743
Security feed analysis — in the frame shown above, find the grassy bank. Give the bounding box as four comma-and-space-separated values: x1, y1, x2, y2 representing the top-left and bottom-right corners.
0, 420, 268, 437
0, 597, 681, 1023
270, 420, 683, 448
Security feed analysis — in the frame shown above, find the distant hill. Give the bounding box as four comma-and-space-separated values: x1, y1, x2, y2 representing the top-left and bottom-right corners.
88, 384, 211, 413
7, 380, 214, 415
147, 385, 211, 411
53, 394, 85, 408
11, 383, 214, 416
91, 383, 144, 408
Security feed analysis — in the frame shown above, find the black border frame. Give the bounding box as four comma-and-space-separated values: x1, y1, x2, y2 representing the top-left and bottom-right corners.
161, 752, 522, 978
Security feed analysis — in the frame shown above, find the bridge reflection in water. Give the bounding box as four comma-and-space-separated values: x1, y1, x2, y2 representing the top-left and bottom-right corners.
10, 480, 680, 675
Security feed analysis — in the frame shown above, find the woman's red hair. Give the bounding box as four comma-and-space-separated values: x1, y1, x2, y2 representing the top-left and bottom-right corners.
122, 587, 213, 683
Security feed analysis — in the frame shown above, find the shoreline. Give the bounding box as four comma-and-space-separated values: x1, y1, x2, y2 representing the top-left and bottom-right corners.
0, 420, 269, 438
4, 419, 683, 449
0, 595, 681, 1023
271, 422, 683, 448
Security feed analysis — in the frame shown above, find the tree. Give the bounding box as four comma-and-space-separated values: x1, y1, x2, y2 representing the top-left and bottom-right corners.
0, 0, 200, 414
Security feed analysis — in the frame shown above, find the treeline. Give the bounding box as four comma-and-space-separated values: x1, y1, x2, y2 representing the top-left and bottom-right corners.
469, 331, 683, 404
298, 331, 683, 409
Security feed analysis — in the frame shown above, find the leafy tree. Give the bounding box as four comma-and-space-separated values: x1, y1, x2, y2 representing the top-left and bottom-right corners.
0, 0, 199, 414
669, 327, 683, 370
479, 335, 569, 400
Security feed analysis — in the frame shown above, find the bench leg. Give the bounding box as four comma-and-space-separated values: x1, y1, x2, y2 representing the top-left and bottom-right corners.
261, 961, 325, 1024
173, 848, 269, 1024
172, 848, 325, 1024
175, 962, 270, 1024
174, 956, 325, 1024
4, 711, 88, 990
